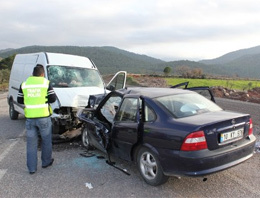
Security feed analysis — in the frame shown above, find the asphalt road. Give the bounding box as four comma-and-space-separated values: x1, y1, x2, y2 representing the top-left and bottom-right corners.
0, 92, 260, 198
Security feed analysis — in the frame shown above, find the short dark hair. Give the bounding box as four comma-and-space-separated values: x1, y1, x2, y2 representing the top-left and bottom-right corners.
33, 64, 45, 76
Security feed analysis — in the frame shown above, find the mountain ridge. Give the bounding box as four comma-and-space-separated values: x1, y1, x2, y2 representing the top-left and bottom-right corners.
0, 45, 260, 78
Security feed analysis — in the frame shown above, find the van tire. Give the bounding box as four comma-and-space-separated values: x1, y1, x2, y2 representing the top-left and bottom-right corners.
9, 101, 19, 120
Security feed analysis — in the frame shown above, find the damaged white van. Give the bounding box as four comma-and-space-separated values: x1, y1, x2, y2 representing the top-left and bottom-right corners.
8, 52, 126, 133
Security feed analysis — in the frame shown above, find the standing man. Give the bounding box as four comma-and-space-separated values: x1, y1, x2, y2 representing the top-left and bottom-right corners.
17, 64, 57, 174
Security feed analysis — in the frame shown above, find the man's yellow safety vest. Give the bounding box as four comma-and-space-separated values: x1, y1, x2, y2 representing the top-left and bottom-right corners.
22, 76, 51, 118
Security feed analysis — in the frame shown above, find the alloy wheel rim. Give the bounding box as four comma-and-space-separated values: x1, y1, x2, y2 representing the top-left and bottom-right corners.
82, 129, 89, 146
140, 151, 158, 180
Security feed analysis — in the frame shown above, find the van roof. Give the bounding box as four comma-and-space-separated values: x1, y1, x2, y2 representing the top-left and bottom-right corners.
15, 52, 96, 69
46, 52, 95, 68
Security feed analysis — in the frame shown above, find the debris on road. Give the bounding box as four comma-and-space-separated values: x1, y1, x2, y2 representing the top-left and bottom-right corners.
60, 128, 82, 139
80, 152, 95, 158
85, 182, 93, 189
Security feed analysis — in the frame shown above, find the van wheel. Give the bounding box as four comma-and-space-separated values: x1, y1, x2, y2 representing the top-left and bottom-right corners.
9, 101, 19, 120
137, 147, 169, 186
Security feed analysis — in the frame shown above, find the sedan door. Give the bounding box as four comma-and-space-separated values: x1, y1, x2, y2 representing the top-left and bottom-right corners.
171, 82, 215, 102
110, 97, 141, 161
83, 92, 123, 153
186, 87, 215, 103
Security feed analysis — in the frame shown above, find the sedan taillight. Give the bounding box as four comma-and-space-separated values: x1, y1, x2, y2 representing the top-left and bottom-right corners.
248, 118, 253, 136
181, 131, 208, 151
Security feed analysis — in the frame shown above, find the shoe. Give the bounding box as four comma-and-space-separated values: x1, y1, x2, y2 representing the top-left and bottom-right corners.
29, 171, 35, 175
42, 158, 54, 168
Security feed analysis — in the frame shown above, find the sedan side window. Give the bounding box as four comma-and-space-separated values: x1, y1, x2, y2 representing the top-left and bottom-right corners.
100, 95, 122, 123
144, 104, 156, 122
115, 98, 138, 122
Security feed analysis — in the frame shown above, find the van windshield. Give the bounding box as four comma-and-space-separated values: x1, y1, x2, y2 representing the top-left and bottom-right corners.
47, 65, 104, 88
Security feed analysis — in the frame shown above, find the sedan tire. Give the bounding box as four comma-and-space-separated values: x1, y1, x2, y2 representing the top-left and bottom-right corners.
81, 126, 93, 150
137, 147, 169, 186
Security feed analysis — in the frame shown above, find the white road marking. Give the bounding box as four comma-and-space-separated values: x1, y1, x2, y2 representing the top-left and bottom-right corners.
0, 169, 7, 181
0, 141, 18, 182
0, 140, 18, 162
0, 130, 25, 181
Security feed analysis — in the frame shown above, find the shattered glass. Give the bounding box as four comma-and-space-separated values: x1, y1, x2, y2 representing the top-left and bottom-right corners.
47, 65, 103, 88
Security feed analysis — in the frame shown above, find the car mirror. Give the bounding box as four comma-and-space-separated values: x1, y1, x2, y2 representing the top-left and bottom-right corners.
106, 84, 115, 91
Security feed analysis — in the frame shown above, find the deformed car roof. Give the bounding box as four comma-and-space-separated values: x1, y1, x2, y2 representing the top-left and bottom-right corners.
120, 87, 192, 98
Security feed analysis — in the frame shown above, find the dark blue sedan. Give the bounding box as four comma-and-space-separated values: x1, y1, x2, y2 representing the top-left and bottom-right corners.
78, 87, 256, 186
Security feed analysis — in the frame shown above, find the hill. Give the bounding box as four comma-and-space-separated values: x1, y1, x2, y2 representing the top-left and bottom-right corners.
0, 46, 164, 74
0, 45, 224, 76
199, 45, 260, 78
1, 45, 260, 78
200, 45, 260, 65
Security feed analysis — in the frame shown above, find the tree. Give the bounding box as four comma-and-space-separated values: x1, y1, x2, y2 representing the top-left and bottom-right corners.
0, 69, 10, 83
163, 67, 171, 76
192, 68, 203, 78
175, 66, 204, 78
175, 66, 191, 77
0, 70, 3, 83
0, 54, 15, 70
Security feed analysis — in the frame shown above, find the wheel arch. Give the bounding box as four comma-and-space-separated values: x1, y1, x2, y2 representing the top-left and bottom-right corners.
7, 95, 13, 106
131, 143, 160, 163
135, 143, 169, 186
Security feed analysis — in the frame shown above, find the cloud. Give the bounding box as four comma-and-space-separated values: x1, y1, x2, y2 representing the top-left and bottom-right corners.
1, 0, 260, 60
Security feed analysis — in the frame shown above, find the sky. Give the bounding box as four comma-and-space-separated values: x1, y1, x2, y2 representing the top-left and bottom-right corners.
1, 0, 260, 61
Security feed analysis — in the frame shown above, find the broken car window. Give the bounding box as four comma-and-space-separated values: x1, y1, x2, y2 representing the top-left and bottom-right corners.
47, 65, 103, 88
100, 95, 122, 123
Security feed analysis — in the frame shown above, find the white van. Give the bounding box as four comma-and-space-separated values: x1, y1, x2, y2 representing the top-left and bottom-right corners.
8, 52, 126, 133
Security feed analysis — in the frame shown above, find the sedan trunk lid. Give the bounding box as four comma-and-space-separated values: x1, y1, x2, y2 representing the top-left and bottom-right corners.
176, 110, 251, 150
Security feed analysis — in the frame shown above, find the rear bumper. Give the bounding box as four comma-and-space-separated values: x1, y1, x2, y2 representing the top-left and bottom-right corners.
159, 135, 256, 177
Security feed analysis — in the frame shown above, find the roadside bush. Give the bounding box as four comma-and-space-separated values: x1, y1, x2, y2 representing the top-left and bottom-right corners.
0, 69, 10, 83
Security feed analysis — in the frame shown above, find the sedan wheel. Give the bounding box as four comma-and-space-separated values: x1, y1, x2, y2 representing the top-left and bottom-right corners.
81, 127, 92, 150
137, 147, 169, 186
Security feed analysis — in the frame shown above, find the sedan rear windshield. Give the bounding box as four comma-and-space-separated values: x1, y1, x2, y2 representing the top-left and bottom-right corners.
155, 93, 222, 118
47, 65, 103, 88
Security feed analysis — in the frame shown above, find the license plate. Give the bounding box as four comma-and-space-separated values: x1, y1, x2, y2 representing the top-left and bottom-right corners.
220, 128, 244, 143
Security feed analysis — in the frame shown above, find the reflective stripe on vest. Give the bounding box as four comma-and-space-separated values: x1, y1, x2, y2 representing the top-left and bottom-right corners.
25, 104, 49, 109
22, 77, 50, 118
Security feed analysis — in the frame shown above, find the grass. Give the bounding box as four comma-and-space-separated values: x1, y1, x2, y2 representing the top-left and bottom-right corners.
165, 78, 260, 91
1, 77, 260, 92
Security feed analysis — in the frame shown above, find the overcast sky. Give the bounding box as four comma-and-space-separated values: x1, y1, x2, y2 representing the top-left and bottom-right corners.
1, 0, 260, 61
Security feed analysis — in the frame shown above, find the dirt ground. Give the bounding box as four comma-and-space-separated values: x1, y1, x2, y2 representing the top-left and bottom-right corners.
2, 75, 260, 104
129, 75, 260, 104
129, 74, 168, 87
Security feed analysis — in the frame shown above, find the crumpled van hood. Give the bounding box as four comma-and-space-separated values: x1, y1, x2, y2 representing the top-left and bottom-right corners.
53, 87, 105, 107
